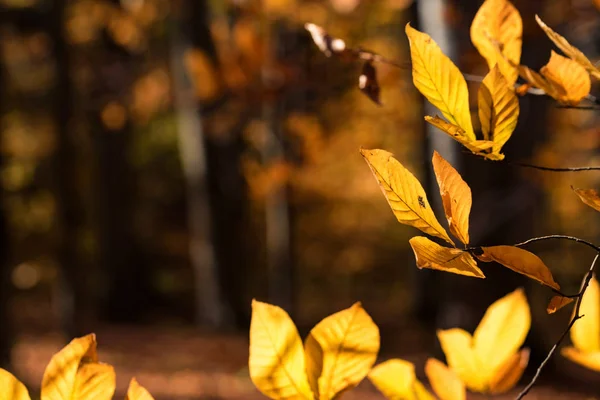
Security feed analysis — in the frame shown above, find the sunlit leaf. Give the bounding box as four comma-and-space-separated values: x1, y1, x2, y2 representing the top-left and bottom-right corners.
359, 61, 381, 105
476, 246, 560, 290
570, 275, 599, 353
540, 51, 591, 105
561, 347, 600, 372
470, 0, 522, 85
405, 24, 474, 139
478, 65, 519, 156
424, 116, 499, 160
437, 329, 486, 392
573, 188, 600, 213
0, 369, 30, 400
547, 295, 574, 314
517, 64, 564, 100
472, 288, 530, 384
432, 151, 471, 245
424, 358, 465, 400
368, 359, 435, 400
305, 302, 379, 400
126, 378, 155, 400
488, 348, 530, 394
535, 15, 600, 80
360, 148, 454, 245
41, 334, 98, 400
409, 236, 484, 278
249, 300, 313, 400
71, 362, 116, 400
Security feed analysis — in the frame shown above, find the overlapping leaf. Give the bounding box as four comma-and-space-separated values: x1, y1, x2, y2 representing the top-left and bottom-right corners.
409, 236, 484, 278
368, 360, 435, 400
437, 329, 486, 392
470, 0, 522, 85
423, 116, 496, 159
488, 349, 530, 394
425, 358, 465, 400
360, 148, 453, 245
573, 188, 600, 213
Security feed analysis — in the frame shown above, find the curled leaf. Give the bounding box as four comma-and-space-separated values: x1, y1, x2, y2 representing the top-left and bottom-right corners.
573, 188, 600, 213
409, 236, 484, 278
359, 61, 381, 105
547, 295, 574, 314
488, 348, 530, 394
360, 148, 454, 245
425, 358, 465, 400
424, 116, 499, 160
369, 359, 435, 400
476, 246, 560, 290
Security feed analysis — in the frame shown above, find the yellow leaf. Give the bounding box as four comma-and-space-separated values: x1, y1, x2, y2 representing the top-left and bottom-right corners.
424, 358, 465, 400
72, 363, 116, 400
249, 300, 313, 400
41, 334, 98, 400
368, 359, 436, 400
535, 15, 600, 80
360, 149, 454, 245
541, 51, 591, 105
424, 116, 499, 160
432, 151, 471, 245
561, 347, 600, 372
305, 303, 379, 400
470, 0, 522, 85
477, 65, 519, 156
488, 348, 529, 394
476, 246, 560, 290
0, 369, 30, 400
547, 295, 574, 314
409, 236, 484, 278
472, 288, 530, 384
437, 329, 486, 392
570, 275, 600, 353
126, 378, 155, 400
517, 64, 564, 100
406, 24, 474, 139
573, 188, 600, 213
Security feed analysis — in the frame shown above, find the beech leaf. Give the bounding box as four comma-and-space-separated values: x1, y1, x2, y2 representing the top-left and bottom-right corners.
547, 295, 574, 314
368, 360, 435, 400
573, 188, 600, 213
488, 348, 530, 394
409, 236, 484, 278
424, 358, 465, 400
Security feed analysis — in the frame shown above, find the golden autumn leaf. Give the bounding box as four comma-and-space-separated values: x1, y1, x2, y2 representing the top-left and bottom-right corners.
0, 369, 30, 400
249, 300, 313, 400
304, 303, 379, 400
570, 275, 600, 354
405, 24, 474, 139
409, 236, 484, 278
438, 289, 530, 393
424, 358, 465, 400
41, 334, 98, 400
126, 378, 155, 400
476, 246, 560, 290
561, 347, 600, 372
478, 66, 519, 156
517, 64, 564, 100
535, 15, 600, 80
360, 149, 454, 245
488, 348, 530, 394
71, 363, 116, 400
573, 188, 600, 213
368, 359, 435, 400
470, 0, 522, 85
540, 51, 591, 105
547, 295, 574, 314
432, 151, 471, 245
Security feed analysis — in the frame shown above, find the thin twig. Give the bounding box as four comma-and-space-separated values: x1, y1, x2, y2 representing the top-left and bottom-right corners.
514, 234, 600, 253
516, 253, 599, 399
507, 160, 600, 172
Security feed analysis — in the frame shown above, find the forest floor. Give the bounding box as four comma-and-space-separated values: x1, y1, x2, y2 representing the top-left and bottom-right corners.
7, 326, 600, 400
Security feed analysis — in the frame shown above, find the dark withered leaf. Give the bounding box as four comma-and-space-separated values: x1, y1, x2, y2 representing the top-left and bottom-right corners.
359, 61, 381, 105
304, 23, 354, 59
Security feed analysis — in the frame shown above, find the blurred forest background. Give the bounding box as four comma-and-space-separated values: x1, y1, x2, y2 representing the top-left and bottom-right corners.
1, 0, 600, 397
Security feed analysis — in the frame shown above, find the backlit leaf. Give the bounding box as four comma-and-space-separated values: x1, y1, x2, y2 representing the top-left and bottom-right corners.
0, 369, 30, 400
424, 116, 499, 160
540, 51, 591, 105
71, 362, 116, 400
249, 300, 313, 400
368, 359, 435, 400
535, 15, 600, 80
570, 275, 600, 353
472, 288, 530, 384
126, 378, 155, 400
437, 329, 486, 392
409, 236, 484, 278
561, 347, 600, 372
517, 64, 564, 100
360, 148, 454, 245
41, 334, 98, 400
547, 295, 574, 314
424, 358, 465, 400
573, 188, 600, 213
488, 348, 529, 394
470, 0, 522, 85
478, 66, 519, 155
406, 24, 474, 139
305, 302, 379, 400
432, 151, 471, 245
476, 246, 560, 290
